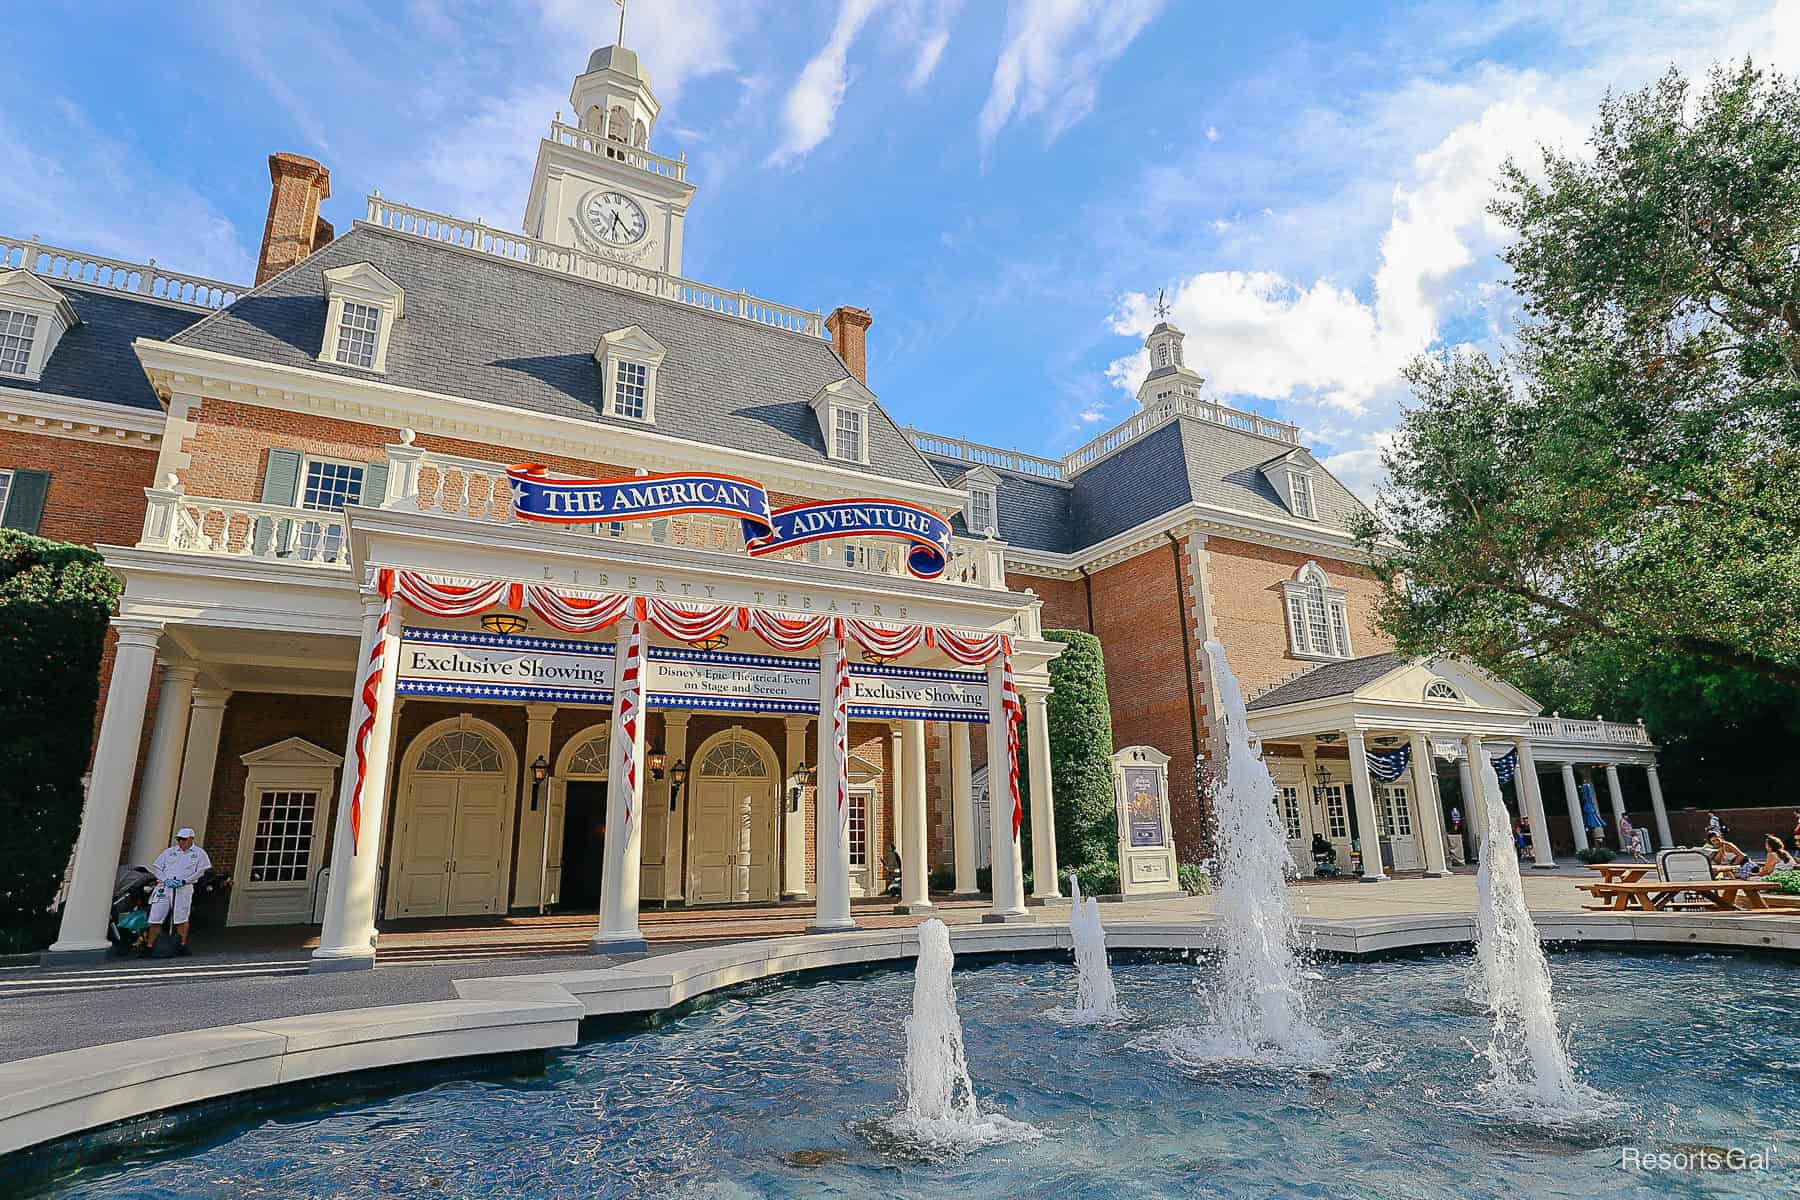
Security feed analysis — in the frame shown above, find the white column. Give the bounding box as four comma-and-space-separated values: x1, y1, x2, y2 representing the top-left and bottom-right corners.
127, 663, 200, 867
312, 598, 400, 971
1514, 739, 1556, 869
1346, 730, 1386, 881
810, 638, 855, 931
48, 620, 164, 958
1560, 762, 1589, 852
1408, 732, 1449, 877
982, 659, 1030, 921
888, 722, 905, 895
1023, 688, 1060, 898
782, 717, 810, 898
595, 624, 647, 952
897, 719, 931, 912
661, 712, 690, 902
950, 722, 978, 895
1460, 735, 1491, 859
513, 702, 557, 911
1644, 764, 1672, 850
170, 688, 231, 843
1603, 763, 1627, 849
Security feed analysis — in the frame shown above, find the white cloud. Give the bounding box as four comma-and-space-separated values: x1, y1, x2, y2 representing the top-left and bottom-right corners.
891, 0, 961, 90
1205, 124, 1219, 142
766, 0, 883, 166
909, 29, 952, 89
536, 0, 743, 100
978, 0, 1166, 147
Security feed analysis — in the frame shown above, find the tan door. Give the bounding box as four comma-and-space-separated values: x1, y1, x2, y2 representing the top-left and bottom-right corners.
446, 776, 509, 915
846, 787, 873, 896
688, 780, 735, 904
743, 781, 777, 901
393, 776, 456, 917
1272, 773, 1310, 875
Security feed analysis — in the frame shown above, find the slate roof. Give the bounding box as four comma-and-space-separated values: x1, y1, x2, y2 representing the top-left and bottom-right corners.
919, 452, 1075, 552
170, 225, 945, 489
9, 284, 202, 411
1245, 651, 1408, 711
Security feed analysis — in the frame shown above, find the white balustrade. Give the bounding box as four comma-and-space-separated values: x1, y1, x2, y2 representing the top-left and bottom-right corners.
1526, 715, 1653, 747
139, 480, 351, 567
548, 120, 688, 181
363, 196, 824, 338
0, 233, 239, 309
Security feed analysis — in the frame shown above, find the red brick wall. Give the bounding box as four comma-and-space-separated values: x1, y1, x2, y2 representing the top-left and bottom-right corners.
204, 692, 353, 879
0, 430, 157, 548
1202, 537, 1391, 697
1009, 573, 1089, 633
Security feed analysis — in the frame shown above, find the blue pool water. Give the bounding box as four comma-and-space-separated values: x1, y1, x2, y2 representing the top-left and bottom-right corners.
20, 950, 1800, 1199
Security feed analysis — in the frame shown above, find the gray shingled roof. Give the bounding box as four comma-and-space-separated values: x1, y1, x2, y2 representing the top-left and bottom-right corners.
14, 285, 202, 411
1245, 651, 1408, 710
919, 452, 1076, 553
170, 226, 945, 488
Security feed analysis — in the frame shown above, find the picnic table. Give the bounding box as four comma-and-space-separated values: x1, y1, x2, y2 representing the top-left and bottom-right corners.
1579, 879, 1783, 913
1582, 863, 1659, 884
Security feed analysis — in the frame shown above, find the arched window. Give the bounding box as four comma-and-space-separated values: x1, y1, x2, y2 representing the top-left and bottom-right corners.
607, 105, 630, 142
632, 119, 648, 147
1282, 562, 1353, 659
565, 730, 611, 776
1424, 679, 1460, 701
583, 105, 606, 133
1156, 344, 1171, 367
698, 736, 768, 778
416, 729, 504, 773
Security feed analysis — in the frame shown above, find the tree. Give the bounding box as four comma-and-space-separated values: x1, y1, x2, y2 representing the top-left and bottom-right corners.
1358, 62, 1800, 694
0, 532, 120, 951
1022, 629, 1117, 876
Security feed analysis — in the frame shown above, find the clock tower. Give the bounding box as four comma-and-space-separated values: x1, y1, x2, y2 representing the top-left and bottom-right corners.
523, 41, 696, 276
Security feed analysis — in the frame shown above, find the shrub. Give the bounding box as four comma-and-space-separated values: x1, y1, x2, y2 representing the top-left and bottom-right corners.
1575, 846, 1616, 864
1178, 862, 1214, 895
1025, 630, 1117, 877
0, 532, 120, 953
1771, 869, 1800, 896
1062, 862, 1120, 898
928, 864, 955, 894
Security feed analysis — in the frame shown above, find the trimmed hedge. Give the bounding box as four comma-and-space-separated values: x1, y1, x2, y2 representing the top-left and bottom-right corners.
0, 532, 120, 952
1020, 629, 1117, 877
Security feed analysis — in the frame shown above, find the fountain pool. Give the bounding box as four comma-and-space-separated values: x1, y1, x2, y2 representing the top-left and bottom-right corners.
15, 949, 1796, 1199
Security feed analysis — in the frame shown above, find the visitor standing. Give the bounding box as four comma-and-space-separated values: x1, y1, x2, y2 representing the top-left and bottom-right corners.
141, 829, 212, 957
1617, 812, 1646, 861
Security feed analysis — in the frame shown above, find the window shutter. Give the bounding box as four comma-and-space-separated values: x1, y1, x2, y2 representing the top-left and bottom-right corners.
360, 461, 389, 507
1, 469, 50, 534
260, 449, 302, 506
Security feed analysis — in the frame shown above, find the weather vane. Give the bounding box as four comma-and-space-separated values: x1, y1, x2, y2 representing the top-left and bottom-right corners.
1154, 287, 1170, 319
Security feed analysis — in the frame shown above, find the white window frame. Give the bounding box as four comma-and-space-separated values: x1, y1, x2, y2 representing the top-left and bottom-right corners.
0, 271, 78, 382
595, 325, 667, 425
967, 484, 997, 536
228, 737, 342, 926
0, 469, 11, 516
319, 262, 405, 374
1281, 561, 1354, 660
809, 376, 876, 466
1288, 468, 1315, 519
295, 455, 364, 563
298, 455, 367, 512
833, 405, 865, 462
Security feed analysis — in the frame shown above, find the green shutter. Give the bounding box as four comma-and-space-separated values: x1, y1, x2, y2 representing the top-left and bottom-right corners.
1, 469, 50, 534
360, 461, 388, 507
255, 449, 303, 556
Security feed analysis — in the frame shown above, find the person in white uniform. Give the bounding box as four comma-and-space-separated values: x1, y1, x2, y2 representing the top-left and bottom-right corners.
142, 828, 212, 956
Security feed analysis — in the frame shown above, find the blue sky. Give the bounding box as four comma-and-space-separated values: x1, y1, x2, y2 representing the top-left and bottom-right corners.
6, 1, 1798, 498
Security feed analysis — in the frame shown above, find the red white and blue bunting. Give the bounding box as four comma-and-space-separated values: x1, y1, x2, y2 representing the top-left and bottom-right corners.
613, 617, 646, 831
1364, 744, 1412, 783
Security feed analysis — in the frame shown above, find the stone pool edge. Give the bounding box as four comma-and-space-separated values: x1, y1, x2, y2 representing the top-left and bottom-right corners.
3, 909, 1796, 1158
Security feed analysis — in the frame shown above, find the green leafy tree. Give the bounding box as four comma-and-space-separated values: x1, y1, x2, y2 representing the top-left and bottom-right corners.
1020, 629, 1117, 875
0, 532, 120, 951
1358, 62, 1800, 695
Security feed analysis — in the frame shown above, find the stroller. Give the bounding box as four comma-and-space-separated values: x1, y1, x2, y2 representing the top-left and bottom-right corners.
1311, 834, 1341, 878
107, 865, 157, 955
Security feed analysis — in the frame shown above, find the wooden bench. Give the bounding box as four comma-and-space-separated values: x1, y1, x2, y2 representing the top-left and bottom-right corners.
1579, 880, 1783, 912
1582, 863, 1660, 884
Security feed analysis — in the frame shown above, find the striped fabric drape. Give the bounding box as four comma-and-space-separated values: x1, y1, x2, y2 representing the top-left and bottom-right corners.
1000, 650, 1023, 838
832, 645, 850, 824
614, 618, 646, 830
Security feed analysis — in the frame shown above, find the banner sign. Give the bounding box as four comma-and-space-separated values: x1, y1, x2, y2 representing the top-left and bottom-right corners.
506, 464, 774, 536
1122, 765, 1167, 848
397, 626, 615, 705
847, 663, 988, 723
747, 498, 953, 579
644, 646, 821, 716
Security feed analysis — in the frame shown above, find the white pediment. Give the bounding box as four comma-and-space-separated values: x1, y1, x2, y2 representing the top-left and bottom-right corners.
1359, 658, 1541, 716
240, 736, 345, 768
322, 261, 405, 317
595, 323, 667, 362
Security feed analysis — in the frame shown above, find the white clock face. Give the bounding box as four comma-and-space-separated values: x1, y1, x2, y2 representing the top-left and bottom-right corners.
584, 191, 648, 245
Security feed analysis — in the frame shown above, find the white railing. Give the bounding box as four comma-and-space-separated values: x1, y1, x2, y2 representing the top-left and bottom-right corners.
548, 120, 688, 181
910, 394, 1301, 484
0, 233, 240, 310
1527, 715, 1654, 747
363, 196, 825, 338
381, 441, 1007, 590
139, 479, 352, 567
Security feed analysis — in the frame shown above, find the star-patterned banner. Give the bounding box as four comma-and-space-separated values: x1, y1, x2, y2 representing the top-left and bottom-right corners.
506, 463, 775, 536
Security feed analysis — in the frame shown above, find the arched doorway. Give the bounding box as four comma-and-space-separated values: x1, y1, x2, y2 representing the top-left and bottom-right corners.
550, 725, 611, 911
387, 716, 517, 919
685, 728, 779, 904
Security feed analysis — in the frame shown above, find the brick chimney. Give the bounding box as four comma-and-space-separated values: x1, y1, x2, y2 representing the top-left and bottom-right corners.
255, 152, 334, 286
826, 305, 873, 386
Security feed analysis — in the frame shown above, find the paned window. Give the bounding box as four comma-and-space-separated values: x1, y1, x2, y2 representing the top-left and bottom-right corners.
0, 470, 11, 517
613, 360, 648, 419
0, 309, 38, 376
297, 459, 364, 562
1277, 785, 1303, 840
566, 731, 611, 776
1289, 471, 1314, 519
699, 737, 767, 778
969, 488, 996, 535
1424, 680, 1460, 701
418, 729, 505, 772
249, 789, 318, 884
1380, 785, 1413, 837
1285, 563, 1352, 659
334, 302, 381, 369
1322, 783, 1349, 839
833, 406, 864, 461
848, 791, 868, 867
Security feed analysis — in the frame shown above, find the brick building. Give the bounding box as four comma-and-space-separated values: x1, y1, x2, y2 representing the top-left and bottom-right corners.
5, 38, 1667, 967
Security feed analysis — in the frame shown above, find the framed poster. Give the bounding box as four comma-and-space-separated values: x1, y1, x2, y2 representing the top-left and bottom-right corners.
1123, 765, 1166, 847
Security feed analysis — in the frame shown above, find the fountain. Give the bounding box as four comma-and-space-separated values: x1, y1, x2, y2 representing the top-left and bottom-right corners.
1468, 754, 1611, 1119
870, 919, 1039, 1156
1153, 641, 1331, 1067
1047, 875, 1125, 1024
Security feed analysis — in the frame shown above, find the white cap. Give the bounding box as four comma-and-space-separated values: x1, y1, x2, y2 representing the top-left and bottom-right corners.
176, 828, 196, 840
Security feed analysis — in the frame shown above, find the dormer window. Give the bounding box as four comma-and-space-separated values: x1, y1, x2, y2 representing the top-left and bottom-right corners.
0, 270, 78, 382
834, 406, 864, 461
968, 486, 996, 536
955, 465, 1001, 537
809, 375, 877, 465
1282, 562, 1353, 659
1289, 469, 1315, 519
320, 262, 404, 374
595, 325, 666, 424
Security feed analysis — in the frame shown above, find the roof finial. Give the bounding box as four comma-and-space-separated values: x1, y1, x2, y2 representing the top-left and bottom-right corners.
616, 0, 627, 44
1153, 287, 1170, 320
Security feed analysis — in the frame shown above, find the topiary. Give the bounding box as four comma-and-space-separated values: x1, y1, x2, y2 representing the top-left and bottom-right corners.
1019, 630, 1117, 881
0, 532, 120, 952
1062, 861, 1120, 898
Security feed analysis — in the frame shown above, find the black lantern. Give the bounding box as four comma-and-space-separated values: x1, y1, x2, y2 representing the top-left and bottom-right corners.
785, 761, 815, 812
529, 754, 550, 810
669, 759, 688, 809
647, 747, 668, 780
